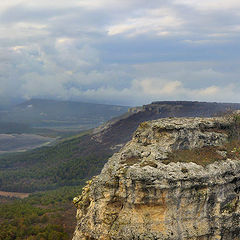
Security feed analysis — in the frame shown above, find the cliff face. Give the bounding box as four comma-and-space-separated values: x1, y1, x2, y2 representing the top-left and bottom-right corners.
72, 116, 240, 240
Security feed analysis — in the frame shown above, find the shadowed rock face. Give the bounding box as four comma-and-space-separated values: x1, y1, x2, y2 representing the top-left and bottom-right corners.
72, 116, 240, 240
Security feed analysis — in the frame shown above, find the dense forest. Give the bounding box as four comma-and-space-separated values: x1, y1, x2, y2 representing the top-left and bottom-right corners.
0, 186, 83, 240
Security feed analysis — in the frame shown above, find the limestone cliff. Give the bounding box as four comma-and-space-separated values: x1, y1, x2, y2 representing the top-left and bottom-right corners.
72, 115, 240, 240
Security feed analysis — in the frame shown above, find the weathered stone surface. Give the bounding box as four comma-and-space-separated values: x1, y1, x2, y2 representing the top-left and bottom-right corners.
72, 116, 240, 240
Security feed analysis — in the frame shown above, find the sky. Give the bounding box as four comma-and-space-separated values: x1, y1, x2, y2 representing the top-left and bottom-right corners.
1, 0, 240, 106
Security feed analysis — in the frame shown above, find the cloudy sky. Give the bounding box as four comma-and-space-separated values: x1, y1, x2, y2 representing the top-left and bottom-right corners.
1, 0, 240, 106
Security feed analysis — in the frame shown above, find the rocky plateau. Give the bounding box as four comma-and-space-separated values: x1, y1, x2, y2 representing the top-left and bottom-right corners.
73, 114, 240, 240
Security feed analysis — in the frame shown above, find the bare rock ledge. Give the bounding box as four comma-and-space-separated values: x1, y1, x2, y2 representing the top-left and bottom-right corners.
72, 116, 240, 240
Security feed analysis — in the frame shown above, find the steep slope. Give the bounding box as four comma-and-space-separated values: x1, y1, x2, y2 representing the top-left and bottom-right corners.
88, 101, 240, 153
73, 114, 240, 240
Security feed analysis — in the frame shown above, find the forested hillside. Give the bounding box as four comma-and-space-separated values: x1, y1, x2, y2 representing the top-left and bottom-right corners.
0, 133, 110, 192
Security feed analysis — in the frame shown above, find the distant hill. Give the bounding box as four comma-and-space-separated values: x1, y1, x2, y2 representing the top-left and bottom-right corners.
1, 100, 240, 192
0, 99, 129, 130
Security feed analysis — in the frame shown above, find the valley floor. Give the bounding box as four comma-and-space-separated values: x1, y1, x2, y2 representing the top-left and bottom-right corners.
0, 133, 56, 153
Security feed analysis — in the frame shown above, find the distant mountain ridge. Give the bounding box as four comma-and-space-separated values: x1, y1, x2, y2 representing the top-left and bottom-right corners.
0, 99, 129, 129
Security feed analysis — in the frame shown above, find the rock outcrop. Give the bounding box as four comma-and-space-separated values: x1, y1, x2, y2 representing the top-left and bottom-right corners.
72, 115, 240, 240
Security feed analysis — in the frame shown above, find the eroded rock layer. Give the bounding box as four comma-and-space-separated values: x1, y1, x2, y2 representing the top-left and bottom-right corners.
73, 116, 240, 240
